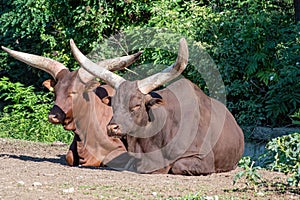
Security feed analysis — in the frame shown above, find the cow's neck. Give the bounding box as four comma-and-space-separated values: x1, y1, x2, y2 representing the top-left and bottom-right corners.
72, 82, 126, 166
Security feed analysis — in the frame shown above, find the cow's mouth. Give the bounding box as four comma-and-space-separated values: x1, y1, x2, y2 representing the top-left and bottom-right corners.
48, 113, 75, 130
48, 105, 66, 124
63, 120, 75, 130
107, 123, 126, 137
107, 131, 126, 138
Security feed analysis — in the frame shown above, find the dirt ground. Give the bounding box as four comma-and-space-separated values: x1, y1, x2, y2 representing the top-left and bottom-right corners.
0, 138, 298, 200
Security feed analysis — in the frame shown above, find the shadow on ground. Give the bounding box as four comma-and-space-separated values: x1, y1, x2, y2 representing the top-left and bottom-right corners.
0, 154, 66, 165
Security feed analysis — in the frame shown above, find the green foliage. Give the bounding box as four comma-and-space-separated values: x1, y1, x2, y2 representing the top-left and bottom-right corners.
143, 0, 299, 126
263, 109, 300, 187
264, 133, 300, 187
233, 157, 263, 189
291, 108, 300, 125
0, 0, 299, 144
0, 0, 152, 84
0, 77, 72, 143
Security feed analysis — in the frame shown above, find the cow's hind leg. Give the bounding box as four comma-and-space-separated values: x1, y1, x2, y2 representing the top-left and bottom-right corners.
170, 155, 215, 175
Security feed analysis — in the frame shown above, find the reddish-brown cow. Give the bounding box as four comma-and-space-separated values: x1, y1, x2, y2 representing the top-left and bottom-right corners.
74, 38, 244, 175
2, 41, 141, 168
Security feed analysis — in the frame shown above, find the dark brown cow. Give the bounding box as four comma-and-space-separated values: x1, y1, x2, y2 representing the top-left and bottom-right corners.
73, 38, 244, 175
1, 41, 141, 167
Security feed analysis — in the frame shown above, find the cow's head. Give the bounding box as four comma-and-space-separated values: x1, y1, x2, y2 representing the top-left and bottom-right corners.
1, 42, 142, 167
71, 38, 188, 137
43, 69, 77, 130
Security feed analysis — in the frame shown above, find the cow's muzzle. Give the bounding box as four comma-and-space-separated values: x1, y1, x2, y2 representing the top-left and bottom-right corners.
107, 123, 124, 137
48, 105, 66, 124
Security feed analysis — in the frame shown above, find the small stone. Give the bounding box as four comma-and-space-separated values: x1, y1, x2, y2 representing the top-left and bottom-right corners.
33, 182, 42, 187
256, 192, 264, 196
204, 196, 219, 200
43, 173, 55, 177
17, 181, 25, 186
63, 187, 75, 193
152, 192, 157, 196
51, 141, 66, 146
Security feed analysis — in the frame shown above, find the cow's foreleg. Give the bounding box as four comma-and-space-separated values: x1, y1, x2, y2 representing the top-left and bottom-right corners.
65, 135, 80, 166
170, 154, 215, 175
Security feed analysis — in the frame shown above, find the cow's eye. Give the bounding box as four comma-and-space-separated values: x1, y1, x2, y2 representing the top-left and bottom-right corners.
130, 105, 141, 112
68, 91, 77, 97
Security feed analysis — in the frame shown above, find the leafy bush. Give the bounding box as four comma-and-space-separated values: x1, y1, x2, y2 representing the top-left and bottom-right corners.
265, 133, 300, 187
291, 108, 300, 125
144, 0, 300, 126
0, 0, 152, 84
0, 77, 72, 143
263, 108, 300, 187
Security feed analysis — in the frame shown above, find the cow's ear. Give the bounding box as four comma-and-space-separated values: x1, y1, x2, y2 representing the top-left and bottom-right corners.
101, 96, 112, 106
145, 94, 164, 108
84, 80, 100, 92
43, 79, 56, 92
95, 86, 111, 106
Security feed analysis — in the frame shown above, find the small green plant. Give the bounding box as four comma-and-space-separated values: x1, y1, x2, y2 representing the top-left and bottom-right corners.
265, 133, 300, 187
233, 156, 263, 190
165, 193, 219, 200
262, 108, 300, 187
0, 77, 72, 143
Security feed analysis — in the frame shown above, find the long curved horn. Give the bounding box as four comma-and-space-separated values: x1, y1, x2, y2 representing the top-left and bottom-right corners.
75, 40, 142, 83
137, 38, 189, 94
1, 46, 67, 80
77, 68, 96, 83
70, 39, 138, 88
94, 50, 142, 72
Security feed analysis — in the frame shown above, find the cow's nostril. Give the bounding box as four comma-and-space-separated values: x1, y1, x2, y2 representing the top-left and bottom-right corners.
111, 124, 119, 131
108, 123, 121, 136
48, 105, 66, 124
48, 114, 60, 123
